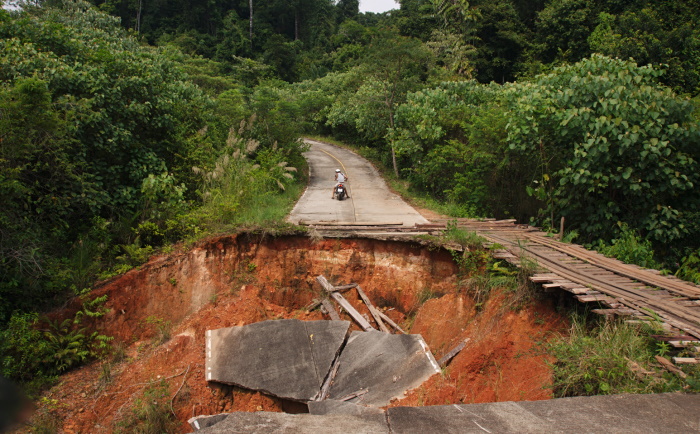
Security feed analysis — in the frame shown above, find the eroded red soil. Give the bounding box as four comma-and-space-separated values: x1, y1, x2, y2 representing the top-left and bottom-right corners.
25, 234, 567, 433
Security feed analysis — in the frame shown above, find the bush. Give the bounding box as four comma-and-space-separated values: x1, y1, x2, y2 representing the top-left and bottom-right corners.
596, 222, 658, 268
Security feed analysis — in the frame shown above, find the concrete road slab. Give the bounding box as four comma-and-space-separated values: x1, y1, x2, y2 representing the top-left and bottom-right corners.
387, 393, 700, 433
327, 330, 441, 407
288, 140, 429, 227
307, 400, 386, 416
191, 411, 390, 433
206, 320, 350, 401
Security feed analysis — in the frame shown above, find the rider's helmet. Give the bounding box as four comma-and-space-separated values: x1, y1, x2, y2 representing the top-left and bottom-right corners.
335, 169, 341, 173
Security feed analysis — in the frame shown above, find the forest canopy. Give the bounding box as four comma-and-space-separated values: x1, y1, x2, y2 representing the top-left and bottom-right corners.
1, 0, 700, 389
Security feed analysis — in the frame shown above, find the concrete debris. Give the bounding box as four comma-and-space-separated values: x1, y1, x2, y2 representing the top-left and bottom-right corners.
327, 330, 441, 407
188, 414, 228, 431
206, 319, 350, 401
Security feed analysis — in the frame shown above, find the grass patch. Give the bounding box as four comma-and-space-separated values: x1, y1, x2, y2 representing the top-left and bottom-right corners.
547, 314, 700, 397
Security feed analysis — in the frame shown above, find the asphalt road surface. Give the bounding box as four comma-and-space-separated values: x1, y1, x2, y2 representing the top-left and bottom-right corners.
287, 139, 429, 227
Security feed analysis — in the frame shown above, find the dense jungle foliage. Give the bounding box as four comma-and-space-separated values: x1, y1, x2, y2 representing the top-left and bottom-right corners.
1, 0, 700, 391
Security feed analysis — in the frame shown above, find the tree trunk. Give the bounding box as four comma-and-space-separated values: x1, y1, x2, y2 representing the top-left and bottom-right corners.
136, 0, 143, 33
249, 0, 253, 50
389, 109, 398, 177
295, 10, 299, 41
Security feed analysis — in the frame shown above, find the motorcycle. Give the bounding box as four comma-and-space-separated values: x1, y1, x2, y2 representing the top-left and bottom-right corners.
334, 183, 346, 201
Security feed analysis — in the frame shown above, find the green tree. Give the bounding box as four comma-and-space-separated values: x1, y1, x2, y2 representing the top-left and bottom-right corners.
506, 55, 700, 244
362, 30, 433, 175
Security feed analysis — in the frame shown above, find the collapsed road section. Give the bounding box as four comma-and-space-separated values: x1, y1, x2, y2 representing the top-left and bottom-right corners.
195, 276, 442, 430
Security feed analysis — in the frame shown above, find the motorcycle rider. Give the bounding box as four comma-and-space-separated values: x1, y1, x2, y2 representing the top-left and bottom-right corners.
332, 168, 349, 199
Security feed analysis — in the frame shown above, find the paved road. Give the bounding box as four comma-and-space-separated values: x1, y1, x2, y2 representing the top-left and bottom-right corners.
287, 139, 429, 227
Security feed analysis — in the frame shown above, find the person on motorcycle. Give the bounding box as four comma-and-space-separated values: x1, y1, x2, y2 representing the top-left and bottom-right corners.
332, 168, 349, 199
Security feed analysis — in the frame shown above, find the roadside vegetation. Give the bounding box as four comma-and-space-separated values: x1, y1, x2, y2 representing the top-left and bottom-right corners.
2, 0, 700, 404
547, 315, 700, 397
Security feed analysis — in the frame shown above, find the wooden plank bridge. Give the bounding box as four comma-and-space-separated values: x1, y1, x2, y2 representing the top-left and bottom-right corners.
301, 218, 700, 349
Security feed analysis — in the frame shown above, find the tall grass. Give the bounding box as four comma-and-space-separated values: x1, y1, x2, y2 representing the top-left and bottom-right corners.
547, 314, 699, 397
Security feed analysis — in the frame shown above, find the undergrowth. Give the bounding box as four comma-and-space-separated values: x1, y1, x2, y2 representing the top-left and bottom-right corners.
547, 314, 700, 397
116, 380, 178, 434
0, 296, 113, 397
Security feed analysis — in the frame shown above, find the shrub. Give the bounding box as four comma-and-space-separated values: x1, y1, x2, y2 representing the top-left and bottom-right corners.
547, 315, 697, 397
596, 222, 658, 268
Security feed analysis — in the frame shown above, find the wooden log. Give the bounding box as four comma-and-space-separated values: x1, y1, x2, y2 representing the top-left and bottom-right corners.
375, 310, 407, 334
438, 338, 470, 367
655, 355, 687, 379
672, 357, 698, 365
321, 299, 341, 321
330, 292, 374, 331
355, 286, 390, 333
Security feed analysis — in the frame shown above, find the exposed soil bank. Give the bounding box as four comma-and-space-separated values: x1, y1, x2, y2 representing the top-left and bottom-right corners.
30, 234, 567, 433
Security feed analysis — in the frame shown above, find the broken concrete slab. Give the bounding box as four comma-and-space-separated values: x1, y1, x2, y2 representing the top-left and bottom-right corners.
191, 411, 390, 433
206, 319, 350, 401
327, 330, 440, 407
307, 399, 386, 417
386, 393, 700, 433
188, 414, 229, 431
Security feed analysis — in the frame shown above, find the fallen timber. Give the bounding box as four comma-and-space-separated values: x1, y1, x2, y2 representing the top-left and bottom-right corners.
306, 218, 700, 345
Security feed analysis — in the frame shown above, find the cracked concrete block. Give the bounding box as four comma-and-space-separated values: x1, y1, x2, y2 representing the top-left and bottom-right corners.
188, 413, 229, 431
206, 319, 350, 401
327, 330, 440, 407
307, 399, 386, 416
192, 411, 390, 433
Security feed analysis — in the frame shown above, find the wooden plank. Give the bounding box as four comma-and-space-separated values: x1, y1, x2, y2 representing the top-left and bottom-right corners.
438, 338, 470, 367
668, 340, 700, 348
576, 294, 615, 303
542, 282, 569, 289
317, 359, 340, 401
355, 285, 390, 333
530, 274, 561, 283
672, 357, 698, 365
330, 292, 374, 331
592, 308, 640, 316
320, 298, 341, 321
564, 287, 591, 295
300, 220, 403, 226
317, 275, 336, 293
375, 310, 407, 334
